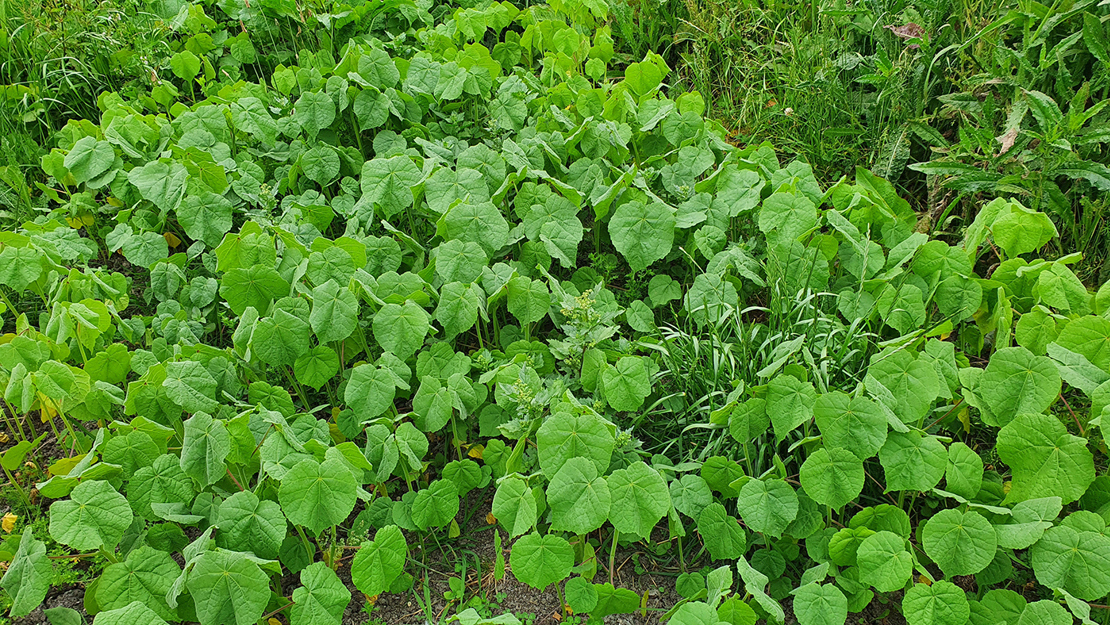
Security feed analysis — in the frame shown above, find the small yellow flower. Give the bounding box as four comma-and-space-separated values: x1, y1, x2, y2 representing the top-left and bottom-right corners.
2, 513, 18, 533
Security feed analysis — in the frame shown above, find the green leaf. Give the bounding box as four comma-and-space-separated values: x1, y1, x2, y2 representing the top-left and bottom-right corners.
439, 201, 510, 255
300, 146, 341, 185
548, 457, 611, 534
293, 91, 336, 139
878, 431, 946, 493
737, 478, 798, 538
351, 526, 408, 597
373, 302, 429, 361
698, 502, 747, 560
436, 282, 482, 339
759, 192, 817, 240
122, 231, 169, 268
524, 195, 583, 267
813, 392, 887, 460
411, 479, 460, 530
997, 412, 1094, 505
737, 555, 784, 624
1030, 525, 1110, 600
492, 476, 537, 538
49, 479, 133, 550
509, 532, 573, 591
602, 356, 651, 412
252, 309, 311, 367
767, 374, 817, 441
180, 411, 230, 487
170, 50, 201, 80
425, 167, 490, 214
219, 266, 290, 317
345, 364, 397, 421
311, 280, 358, 344
291, 561, 351, 625
1017, 601, 1072, 625
922, 508, 997, 576
981, 346, 1061, 427
128, 160, 188, 213
506, 277, 550, 325
295, 346, 340, 390
162, 360, 219, 414
96, 546, 180, 621
93, 602, 169, 625
1055, 315, 1110, 372
129, 454, 194, 521
857, 531, 912, 592
0, 246, 44, 291
65, 136, 115, 185
435, 239, 488, 284
186, 550, 270, 625
279, 458, 358, 535
901, 581, 969, 625
1, 528, 51, 618
992, 203, 1058, 257
609, 200, 675, 271
215, 490, 286, 560
360, 156, 420, 217
179, 192, 233, 247
944, 442, 983, 500
670, 474, 713, 520
608, 461, 670, 538
668, 602, 722, 625
800, 447, 864, 509
792, 583, 847, 625
536, 409, 614, 478
866, 350, 939, 425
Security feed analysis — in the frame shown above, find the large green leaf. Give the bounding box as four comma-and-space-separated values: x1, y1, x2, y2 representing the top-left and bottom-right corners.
980, 346, 1061, 427
0, 528, 51, 618
922, 509, 997, 576
996, 412, 1094, 504
186, 550, 270, 625
49, 479, 133, 550
64, 136, 115, 185
351, 525, 408, 597
767, 374, 817, 441
609, 200, 675, 271
792, 583, 847, 625
180, 411, 230, 487
902, 581, 969, 625
697, 502, 747, 560
813, 392, 887, 460
878, 431, 946, 492
360, 156, 421, 217
96, 546, 180, 621
758, 192, 817, 241
279, 458, 358, 535
800, 447, 864, 509
492, 476, 537, 538
857, 531, 912, 592
1030, 525, 1110, 600
179, 191, 233, 247
548, 457, 611, 534
373, 301, 429, 361
866, 350, 939, 425
608, 461, 670, 538
509, 532, 573, 591
411, 479, 460, 530
345, 364, 397, 421
93, 602, 169, 625
311, 280, 358, 344
216, 490, 286, 560
439, 201, 510, 255
536, 409, 614, 478
220, 266, 289, 317
128, 160, 187, 213
602, 356, 651, 412
290, 562, 351, 625
736, 478, 798, 538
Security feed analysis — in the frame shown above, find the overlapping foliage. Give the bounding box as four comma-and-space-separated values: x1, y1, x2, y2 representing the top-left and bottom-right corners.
2, 0, 1110, 624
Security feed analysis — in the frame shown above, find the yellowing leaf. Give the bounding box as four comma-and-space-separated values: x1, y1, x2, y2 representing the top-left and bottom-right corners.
2, 513, 17, 533
957, 407, 971, 433
486, 512, 497, 525
164, 231, 182, 248
918, 575, 932, 585
468, 444, 484, 460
